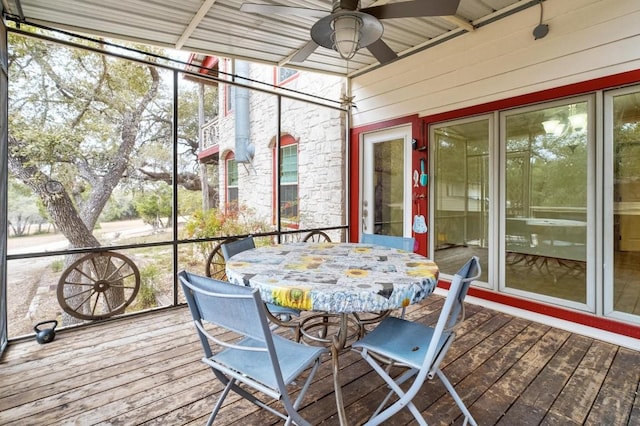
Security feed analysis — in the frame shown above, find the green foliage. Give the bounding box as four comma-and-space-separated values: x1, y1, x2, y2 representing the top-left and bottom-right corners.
7, 179, 46, 236
177, 187, 203, 218
134, 185, 173, 229
136, 264, 161, 310
184, 204, 271, 258
50, 259, 64, 273
100, 190, 138, 222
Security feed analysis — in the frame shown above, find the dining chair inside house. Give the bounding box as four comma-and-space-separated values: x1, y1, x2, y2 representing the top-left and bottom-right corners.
221, 236, 302, 340
352, 256, 482, 426
361, 233, 416, 252
178, 271, 327, 426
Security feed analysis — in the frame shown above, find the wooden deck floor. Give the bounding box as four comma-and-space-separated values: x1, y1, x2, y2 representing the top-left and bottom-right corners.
2, 296, 639, 426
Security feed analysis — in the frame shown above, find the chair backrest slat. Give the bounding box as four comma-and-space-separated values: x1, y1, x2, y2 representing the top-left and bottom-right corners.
361, 233, 415, 252
179, 270, 268, 343
445, 256, 481, 331
423, 256, 481, 371
221, 237, 256, 261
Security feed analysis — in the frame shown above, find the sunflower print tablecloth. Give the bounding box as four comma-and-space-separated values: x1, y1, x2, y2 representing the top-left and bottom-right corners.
225, 242, 439, 314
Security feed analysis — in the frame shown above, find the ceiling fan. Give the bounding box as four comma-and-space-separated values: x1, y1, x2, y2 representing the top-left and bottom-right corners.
240, 0, 461, 65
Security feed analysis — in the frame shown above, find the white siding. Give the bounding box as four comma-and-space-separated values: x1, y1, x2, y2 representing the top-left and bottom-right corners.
351, 0, 640, 126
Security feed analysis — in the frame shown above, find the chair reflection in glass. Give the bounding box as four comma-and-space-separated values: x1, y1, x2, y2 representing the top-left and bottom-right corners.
352, 256, 481, 426
221, 236, 302, 340
178, 271, 327, 426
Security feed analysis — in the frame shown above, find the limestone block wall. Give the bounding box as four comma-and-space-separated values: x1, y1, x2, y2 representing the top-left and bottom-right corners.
216, 61, 347, 238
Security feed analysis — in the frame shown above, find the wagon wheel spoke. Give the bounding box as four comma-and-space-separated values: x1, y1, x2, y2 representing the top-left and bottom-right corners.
108, 283, 138, 290
57, 251, 141, 321
206, 238, 238, 280
303, 231, 331, 243
70, 263, 99, 284
103, 257, 131, 282
67, 289, 97, 311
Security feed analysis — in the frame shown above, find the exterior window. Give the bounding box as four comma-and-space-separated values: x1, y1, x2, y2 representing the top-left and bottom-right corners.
276, 67, 298, 85
226, 156, 238, 210
280, 144, 298, 220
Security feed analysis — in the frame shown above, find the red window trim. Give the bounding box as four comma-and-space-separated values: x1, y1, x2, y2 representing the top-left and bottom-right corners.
271, 135, 299, 227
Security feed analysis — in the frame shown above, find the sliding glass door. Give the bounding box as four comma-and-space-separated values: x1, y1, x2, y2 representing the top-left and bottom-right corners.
431, 97, 595, 311
502, 98, 592, 310
605, 87, 640, 320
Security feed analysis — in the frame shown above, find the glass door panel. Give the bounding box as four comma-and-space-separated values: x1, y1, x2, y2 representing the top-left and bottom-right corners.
362, 127, 411, 238
432, 118, 490, 280
611, 90, 640, 316
503, 101, 589, 306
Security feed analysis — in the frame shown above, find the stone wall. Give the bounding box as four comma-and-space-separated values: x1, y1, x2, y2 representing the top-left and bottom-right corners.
216, 61, 347, 239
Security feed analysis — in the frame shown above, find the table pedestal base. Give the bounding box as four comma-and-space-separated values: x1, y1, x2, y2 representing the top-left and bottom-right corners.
299, 311, 391, 426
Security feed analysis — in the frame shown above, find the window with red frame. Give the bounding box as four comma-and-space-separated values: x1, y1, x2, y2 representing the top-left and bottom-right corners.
280, 144, 298, 220
226, 155, 238, 210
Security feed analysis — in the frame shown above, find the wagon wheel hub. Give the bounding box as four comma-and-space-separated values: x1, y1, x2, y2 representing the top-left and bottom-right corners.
94, 280, 110, 292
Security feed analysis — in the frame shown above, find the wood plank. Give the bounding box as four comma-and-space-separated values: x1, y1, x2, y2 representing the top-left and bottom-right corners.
497, 332, 593, 425
425, 318, 547, 424
0, 331, 200, 410
629, 380, 640, 425
585, 346, 640, 425
470, 325, 570, 424
0, 343, 204, 424
542, 340, 618, 424
1, 304, 638, 426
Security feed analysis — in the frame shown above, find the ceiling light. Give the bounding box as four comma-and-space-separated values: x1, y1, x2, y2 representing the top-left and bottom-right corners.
331, 14, 362, 60
568, 113, 587, 133
311, 11, 383, 61
542, 119, 560, 135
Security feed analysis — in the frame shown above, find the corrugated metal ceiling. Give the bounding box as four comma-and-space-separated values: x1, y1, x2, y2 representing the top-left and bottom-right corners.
2, 0, 544, 77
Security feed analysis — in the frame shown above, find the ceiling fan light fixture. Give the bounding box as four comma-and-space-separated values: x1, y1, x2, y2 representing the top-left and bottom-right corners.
331, 13, 362, 60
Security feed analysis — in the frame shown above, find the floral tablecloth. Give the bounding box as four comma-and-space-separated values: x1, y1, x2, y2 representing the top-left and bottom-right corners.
225, 242, 439, 313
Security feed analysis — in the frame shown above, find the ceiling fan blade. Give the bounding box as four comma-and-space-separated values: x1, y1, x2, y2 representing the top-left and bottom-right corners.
362, 0, 461, 20
240, 3, 328, 18
366, 39, 398, 65
289, 40, 319, 63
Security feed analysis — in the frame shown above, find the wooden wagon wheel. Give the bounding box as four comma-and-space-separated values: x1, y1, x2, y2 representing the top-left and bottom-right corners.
302, 230, 331, 243
206, 237, 238, 280
57, 251, 140, 320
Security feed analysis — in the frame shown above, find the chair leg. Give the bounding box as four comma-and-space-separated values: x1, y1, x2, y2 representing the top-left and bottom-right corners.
207, 377, 236, 426
435, 369, 477, 426
363, 354, 426, 426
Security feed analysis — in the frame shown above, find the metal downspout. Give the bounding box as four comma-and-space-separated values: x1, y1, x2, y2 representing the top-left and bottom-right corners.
234, 60, 254, 163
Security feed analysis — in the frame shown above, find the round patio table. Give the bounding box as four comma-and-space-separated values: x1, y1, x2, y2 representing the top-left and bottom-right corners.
225, 241, 439, 426
225, 241, 438, 314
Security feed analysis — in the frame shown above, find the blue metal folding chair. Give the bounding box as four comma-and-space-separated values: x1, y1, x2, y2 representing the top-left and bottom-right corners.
221, 236, 302, 340
178, 270, 327, 426
361, 233, 415, 252
352, 256, 481, 426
